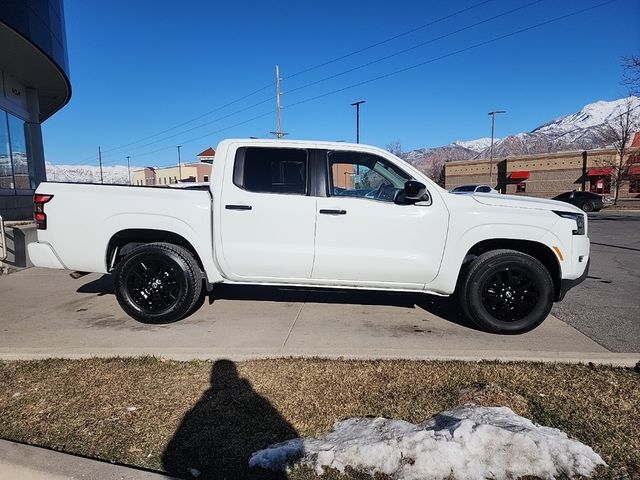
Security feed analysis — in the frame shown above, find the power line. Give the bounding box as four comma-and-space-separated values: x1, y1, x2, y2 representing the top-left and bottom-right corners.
284, 0, 545, 97
128, 109, 276, 165
99, 83, 273, 155
72, 0, 496, 163
99, 0, 541, 164
97, 95, 275, 162
284, 0, 497, 80
87, 0, 619, 166
282, 0, 619, 111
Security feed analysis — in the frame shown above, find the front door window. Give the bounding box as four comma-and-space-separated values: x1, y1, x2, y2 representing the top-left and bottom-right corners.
328, 151, 410, 202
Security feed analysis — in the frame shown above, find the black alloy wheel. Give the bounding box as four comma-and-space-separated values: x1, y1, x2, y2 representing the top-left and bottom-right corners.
115, 242, 203, 323
460, 249, 554, 334
480, 267, 539, 322
124, 255, 185, 314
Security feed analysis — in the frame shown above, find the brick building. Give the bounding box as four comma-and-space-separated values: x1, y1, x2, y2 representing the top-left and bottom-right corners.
445, 142, 640, 199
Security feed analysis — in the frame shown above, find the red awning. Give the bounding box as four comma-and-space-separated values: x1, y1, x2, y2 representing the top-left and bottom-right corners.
587, 167, 613, 176
630, 166, 640, 175
509, 171, 530, 180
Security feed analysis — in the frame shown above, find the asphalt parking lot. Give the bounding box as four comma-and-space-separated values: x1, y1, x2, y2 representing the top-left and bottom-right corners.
552, 210, 640, 353
0, 210, 637, 363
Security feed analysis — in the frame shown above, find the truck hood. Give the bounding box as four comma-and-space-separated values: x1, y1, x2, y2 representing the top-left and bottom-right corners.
470, 193, 583, 213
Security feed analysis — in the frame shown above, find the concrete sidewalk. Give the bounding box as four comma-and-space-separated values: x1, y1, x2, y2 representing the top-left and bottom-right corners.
0, 439, 176, 480
0, 268, 637, 366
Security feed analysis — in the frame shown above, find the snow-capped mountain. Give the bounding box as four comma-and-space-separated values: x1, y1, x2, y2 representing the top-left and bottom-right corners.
46, 163, 139, 184
451, 137, 497, 153
402, 97, 640, 175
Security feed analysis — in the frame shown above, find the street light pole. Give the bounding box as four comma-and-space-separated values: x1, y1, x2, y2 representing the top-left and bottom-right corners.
487, 110, 506, 187
350, 100, 366, 143
126, 156, 131, 185
177, 145, 182, 181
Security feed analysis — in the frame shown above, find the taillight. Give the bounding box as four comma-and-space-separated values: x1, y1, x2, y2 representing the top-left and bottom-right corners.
34, 194, 53, 230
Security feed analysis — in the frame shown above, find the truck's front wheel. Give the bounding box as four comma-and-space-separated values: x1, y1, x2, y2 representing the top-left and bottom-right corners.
114, 242, 203, 323
460, 249, 554, 334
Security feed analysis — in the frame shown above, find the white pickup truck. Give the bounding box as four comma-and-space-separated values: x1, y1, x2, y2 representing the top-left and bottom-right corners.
28, 139, 590, 333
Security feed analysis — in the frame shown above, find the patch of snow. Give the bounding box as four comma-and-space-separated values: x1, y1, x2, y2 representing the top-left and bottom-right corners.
249, 406, 605, 480
452, 138, 497, 152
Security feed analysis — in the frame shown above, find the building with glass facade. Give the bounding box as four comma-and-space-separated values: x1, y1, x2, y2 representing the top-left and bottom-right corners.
0, 0, 71, 220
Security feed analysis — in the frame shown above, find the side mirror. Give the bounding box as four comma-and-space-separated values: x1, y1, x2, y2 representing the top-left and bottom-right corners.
403, 180, 427, 200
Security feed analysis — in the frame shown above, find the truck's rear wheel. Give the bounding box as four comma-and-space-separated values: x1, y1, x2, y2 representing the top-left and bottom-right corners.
460, 249, 554, 334
115, 242, 202, 323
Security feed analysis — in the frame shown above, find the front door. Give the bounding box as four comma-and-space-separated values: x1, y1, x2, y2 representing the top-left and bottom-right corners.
219, 146, 317, 280
312, 150, 448, 288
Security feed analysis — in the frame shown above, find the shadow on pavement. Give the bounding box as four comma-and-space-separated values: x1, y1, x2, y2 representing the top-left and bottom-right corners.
78, 275, 477, 330
161, 359, 298, 479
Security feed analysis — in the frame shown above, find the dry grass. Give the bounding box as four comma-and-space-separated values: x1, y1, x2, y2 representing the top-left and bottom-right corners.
0, 358, 637, 480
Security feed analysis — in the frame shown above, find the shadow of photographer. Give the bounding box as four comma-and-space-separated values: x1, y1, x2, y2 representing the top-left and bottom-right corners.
162, 360, 298, 479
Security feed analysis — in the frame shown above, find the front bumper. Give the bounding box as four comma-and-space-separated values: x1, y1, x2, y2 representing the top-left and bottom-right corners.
558, 258, 590, 301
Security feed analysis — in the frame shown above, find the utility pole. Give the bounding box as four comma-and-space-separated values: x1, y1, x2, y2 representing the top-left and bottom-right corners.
126, 156, 131, 185
98, 146, 104, 184
270, 65, 287, 139
351, 100, 366, 143
177, 145, 182, 181
487, 110, 506, 187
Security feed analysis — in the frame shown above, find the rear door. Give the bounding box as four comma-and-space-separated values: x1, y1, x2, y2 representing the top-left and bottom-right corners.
219, 146, 317, 280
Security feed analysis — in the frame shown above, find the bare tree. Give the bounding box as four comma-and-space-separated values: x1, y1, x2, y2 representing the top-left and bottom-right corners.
622, 54, 640, 96
385, 140, 403, 157
598, 96, 640, 204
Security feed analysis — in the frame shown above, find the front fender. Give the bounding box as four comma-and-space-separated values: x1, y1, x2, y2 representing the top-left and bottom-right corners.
425, 223, 564, 295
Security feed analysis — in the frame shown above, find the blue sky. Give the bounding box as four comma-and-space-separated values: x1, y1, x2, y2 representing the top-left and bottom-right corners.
42, 0, 640, 167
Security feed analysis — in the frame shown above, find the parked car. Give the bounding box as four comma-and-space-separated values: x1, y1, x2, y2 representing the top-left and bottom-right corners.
552, 191, 607, 212
450, 184, 499, 194
28, 139, 590, 334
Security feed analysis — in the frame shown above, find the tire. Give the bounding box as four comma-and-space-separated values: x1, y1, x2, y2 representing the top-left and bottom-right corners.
114, 242, 203, 323
582, 202, 594, 212
460, 249, 554, 334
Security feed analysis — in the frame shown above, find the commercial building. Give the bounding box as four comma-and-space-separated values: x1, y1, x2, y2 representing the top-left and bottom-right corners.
1, 0, 71, 220
445, 142, 640, 199
131, 147, 215, 186
132, 163, 212, 186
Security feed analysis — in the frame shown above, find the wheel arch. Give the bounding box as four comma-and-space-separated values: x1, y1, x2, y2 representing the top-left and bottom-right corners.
106, 229, 205, 275
461, 238, 562, 301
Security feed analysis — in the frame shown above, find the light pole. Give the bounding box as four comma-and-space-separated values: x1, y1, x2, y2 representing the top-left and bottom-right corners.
177, 145, 182, 181
350, 100, 366, 143
126, 156, 131, 185
488, 110, 506, 188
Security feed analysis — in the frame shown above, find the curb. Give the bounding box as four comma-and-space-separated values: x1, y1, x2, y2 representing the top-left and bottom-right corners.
0, 350, 637, 367
0, 439, 178, 480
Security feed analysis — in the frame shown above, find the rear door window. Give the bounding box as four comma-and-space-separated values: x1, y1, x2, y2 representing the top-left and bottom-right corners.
234, 147, 308, 195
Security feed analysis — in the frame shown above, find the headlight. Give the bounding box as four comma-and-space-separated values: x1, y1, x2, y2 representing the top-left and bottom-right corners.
553, 210, 585, 235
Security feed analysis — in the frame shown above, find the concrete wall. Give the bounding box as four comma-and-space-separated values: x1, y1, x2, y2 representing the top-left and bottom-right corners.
1, 222, 37, 274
